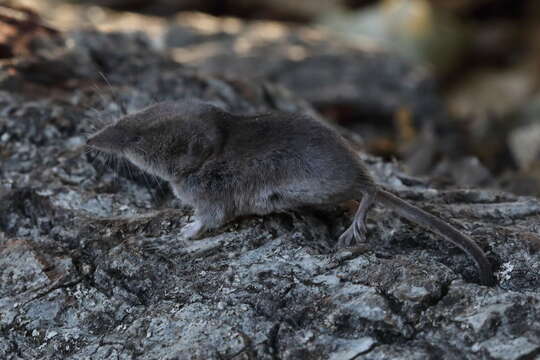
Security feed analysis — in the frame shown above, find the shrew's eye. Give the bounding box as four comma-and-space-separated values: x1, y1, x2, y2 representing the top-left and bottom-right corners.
130, 136, 142, 143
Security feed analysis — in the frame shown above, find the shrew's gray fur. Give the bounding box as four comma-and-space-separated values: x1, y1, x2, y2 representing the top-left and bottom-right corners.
87, 100, 494, 286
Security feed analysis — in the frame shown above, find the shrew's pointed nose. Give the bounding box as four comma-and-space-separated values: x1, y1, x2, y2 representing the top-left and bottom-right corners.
86, 127, 116, 151
86, 135, 97, 147
86, 131, 107, 148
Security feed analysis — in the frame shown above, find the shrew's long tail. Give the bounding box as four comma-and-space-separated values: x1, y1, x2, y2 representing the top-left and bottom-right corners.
377, 190, 494, 286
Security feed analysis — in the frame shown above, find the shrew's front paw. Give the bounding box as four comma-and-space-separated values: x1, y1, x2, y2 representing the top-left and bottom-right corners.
180, 219, 206, 239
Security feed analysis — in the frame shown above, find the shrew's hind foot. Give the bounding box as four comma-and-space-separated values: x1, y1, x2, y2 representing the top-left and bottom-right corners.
336, 191, 376, 248
337, 219, 367, 247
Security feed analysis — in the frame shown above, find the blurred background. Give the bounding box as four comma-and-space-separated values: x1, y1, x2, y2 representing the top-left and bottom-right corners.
3, 0, 540, 196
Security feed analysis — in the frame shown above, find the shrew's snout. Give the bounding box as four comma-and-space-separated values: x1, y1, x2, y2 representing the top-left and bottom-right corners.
86, 127, 122, 153
86, 131, 107, 148
86, 135, 97, 147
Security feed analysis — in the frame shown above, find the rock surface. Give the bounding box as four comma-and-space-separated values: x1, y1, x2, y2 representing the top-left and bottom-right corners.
0, 25, 539, 360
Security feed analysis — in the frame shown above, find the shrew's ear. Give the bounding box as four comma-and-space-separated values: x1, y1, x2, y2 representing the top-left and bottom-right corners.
187, 117, 222, 158
188, 134, 216, 159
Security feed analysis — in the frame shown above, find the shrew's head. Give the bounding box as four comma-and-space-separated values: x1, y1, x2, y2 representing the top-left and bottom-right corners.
86, 100, 224, 180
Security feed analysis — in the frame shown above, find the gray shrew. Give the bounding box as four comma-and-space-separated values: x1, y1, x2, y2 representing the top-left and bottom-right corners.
87, 100, 494, 286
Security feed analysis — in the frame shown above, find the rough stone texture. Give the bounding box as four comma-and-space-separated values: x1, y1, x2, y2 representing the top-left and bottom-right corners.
0, 29, 539, 360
